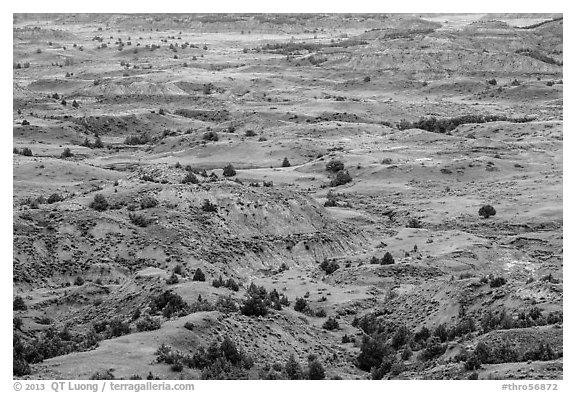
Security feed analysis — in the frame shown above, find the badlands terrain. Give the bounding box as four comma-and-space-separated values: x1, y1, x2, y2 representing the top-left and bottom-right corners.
13, 13, 563, 380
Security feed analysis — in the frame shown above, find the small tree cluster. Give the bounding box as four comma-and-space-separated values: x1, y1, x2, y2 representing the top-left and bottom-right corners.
90, 194, 109, 211
222, 163, 236, 177
479, 205, 496, 218
325, 159, 345, 172
330, 170, 352, 187
322, 317, 339, 331
150, 290, 189, 318
201, 199, 218, 213
212, 275, 240, 291
192, 268, 206, 282
182, 172, 199, 184
370, 252, 395, 265
319, 258, 340, 274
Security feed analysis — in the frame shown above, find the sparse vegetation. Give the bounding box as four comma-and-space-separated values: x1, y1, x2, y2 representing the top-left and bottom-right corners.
479, 204, 496, 218
222, 163, 236, 177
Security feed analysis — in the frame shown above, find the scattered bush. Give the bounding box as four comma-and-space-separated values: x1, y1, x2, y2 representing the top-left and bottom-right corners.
140, 196, 158, 209
47, 193, 64, 204
407, 218, 423, 228
124, 134, 150, 145
192, 268, 206, 282
13, 296, 27, 311
136, 314, 162, 332
319, 259, 340, 274
357, 335, 393, 372
294, 297, 309, 313
107, 318, 131, 338
201, 199, 218, 213
90, 194, 109, 211
322, 317, 339, 330
128, 212, 152, 227
479, 205, 496, 218
166, 273, 179, 285
182, 172, 199, 184
184, 321, 195, 331
60, 147, 73, 158
326, 159, 345, 172
150, 290, 189, 318
90, 370, 115, 380
222, 163, 236, 177
418, 338, 447, 361
489, 276, 507, 288
330, 170, 352, 187
285, 354, 303, 380
307, 358, 325, 380
381, 252, 395, 265
202, 130, 219, 141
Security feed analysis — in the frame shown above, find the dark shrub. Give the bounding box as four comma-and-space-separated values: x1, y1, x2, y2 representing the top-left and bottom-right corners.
166, 273, 179, 285
371, 354, 395, 379
184, 321, 195, 331
407, 218, 422, 228
47, 193, 64, 204
201, 199, 218, 213
464, 353, 482, 371
21, 147, 33, 156
60, 147, 73, 158
319, 259, 340, 274
381, 252, 395, 265
307, 359, 325, 380
74, 276, 85, 286
487, 78, 497, 86
326, 159, 344, 172
14, 358, 31, 376
193, 268, 206, 282
282, 157, 291, 167
245, 130, 257, 137
182, 172, 199, 184
150, 291, 189, 318
90, 370, 115, 380
391, 325, 411, 350
128, 212, 152, 227
222, 163, 236, 177
140, 196, 158, 209
225, 278, 239, 292
90, 194, 108, 211
330, 170, 352, 187
433, 324, 449, 342
202, 131, 219, 141
294, 297, 308, 313
107, 318, 130, 338
241, 285, 269, 317
13, 296, 27, 311
418, 338, 447, 361
489, 276, 507, 288
212, 275, 225, 288
357, 335, 392, 372
479, 205, 496, 218
285, 354, 303, 380
322, 317, 339, 330
22, 119, 30, 126
124, 134, 150, 145
136, 314, 162, 331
